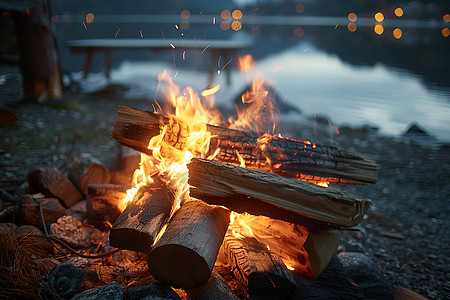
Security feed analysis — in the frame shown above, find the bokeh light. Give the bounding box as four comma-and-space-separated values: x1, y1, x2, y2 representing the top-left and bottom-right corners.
221, 10, 231, 19
232, 10, 243, 20
220, 21, 230, 30
374, 12, 384, 22
347, 22, 357, 32
374, 24, 384, 35
442, 28, 450, 37
296, 4, 305, 13
294, 27, 304, 38
251, 26, 261, 35
348, 13, 357, 22
231, 21, 242, 31
444, 14, 450, 22
180, 21, 190, 30
393, 28, 402, 39
85, 13, 94, 24
180, 10, 191, 20
394, 8, 403, 17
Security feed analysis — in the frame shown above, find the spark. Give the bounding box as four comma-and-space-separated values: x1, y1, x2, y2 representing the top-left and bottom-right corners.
170, 43, 175, 49
172, 50, 176, 68
182, 51, 186, 60
213, 17, 216, 24
217, 70, 221, 75
291, 50, 295, 56
155, 101, 162, 113
139, 30, 143, 38
335, 23, 339, 29
303, 48, 308, 54
114, 28, 121, 39
199, 10, 203, 15
222, 58, 232, 69
328, 121, 340, 135
283, 96, 287, 103
175, 24, 179, 29
161, 30, 166, 39
201, 45, 210, 53
152, 103, 156, 112
201, 84, 220, 96
217, 56, 222, 68
82, 21, 87, 30
174, 70, 179, 77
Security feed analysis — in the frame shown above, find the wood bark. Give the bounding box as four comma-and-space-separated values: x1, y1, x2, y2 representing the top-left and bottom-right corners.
185, 270, 239, 300
69, 153, 111, 195
109, 184, 174, 253
86, 183, 129, 230
112, 105, 377, 185
223, 230, 297, 299
12, 0, 63, 101
229, 213, 340, 278
109, 146, 141, 185
147, 199, 230, 289
188, 158, 371, 228
27, 166, 83, 208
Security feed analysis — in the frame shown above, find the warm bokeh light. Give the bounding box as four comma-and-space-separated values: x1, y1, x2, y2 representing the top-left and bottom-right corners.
296, 3, 305, 13
393, 28, 402, 39
374, 12, 384, 22
85, 13, 94, 24
251, 26, 261, 35
220, 20, 230, 30
180, 21, 190, 30
232, 10, 243, 20
374, 24, 384, 35
394, 8, 404, 17
347, 22, 357, 32
348, 13, 357, 22
180, 10, 191, 19
442, 28, 450, 37
231, 21, 242, 31
444, 14, 450, 22
221, 10, 231, 19
294, 27, 304, 38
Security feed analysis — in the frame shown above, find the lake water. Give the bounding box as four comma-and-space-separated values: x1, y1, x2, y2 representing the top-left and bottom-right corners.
54, 14, 450, 142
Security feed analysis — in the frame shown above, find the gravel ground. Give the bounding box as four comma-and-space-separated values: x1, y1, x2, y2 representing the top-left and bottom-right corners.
1, 76, 449, 299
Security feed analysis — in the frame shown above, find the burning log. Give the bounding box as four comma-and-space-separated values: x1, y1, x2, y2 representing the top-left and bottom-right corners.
222, 230, 297, 299
69, 153, 111, 195
147, 199, 230, 289
112, 106, 377, 185
86, 184, 129, 230
188, 158, 371, 228
27, 167, 83, 208
109, 184, 174, 253
229, 213, 341, 278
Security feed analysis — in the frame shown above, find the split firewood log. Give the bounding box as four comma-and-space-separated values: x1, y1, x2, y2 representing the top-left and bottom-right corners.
222, 229, 297, 299
86, 183, 130, 230
147, 199, 230, 289
21, 193, 67, 228
69, 153, 111, 195
27, 167, 83, 208
188, 158, 371, 228
112, 105, 377, 185
109, 183, 174, 253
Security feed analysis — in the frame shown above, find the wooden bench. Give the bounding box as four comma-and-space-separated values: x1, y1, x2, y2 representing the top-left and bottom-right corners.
66, 38, 253, 85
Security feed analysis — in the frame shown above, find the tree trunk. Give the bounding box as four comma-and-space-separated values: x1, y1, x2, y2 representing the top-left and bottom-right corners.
109, 184, 174, 253
188, 158, 371, 228
112, 106, 377, 185
222, 230, 297, 299
12, 0, 63, 101
27, 166, 83, 208
86, 183, 129, 230
69, 153, 111, 195
147, 199, 230, 289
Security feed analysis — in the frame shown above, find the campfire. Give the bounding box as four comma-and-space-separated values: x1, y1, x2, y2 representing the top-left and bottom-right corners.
1, 55, 378, 299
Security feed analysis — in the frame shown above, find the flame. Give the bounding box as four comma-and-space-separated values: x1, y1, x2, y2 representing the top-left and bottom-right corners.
237, 54, 254, 72
316, 182, 329, 188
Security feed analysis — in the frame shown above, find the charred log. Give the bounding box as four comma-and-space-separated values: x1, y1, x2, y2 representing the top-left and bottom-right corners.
147, 199, 230, 289
223, 230, 297, 299
112, 106, 377, 185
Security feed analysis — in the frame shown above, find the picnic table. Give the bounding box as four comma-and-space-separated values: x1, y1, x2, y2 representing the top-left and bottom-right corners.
66, 38, 253, 85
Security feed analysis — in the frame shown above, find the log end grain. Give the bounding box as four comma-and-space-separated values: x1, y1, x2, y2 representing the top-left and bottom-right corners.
148, 244, 211, 289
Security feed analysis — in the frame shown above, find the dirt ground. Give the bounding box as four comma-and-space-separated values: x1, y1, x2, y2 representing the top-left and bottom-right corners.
1, 75, 449, 299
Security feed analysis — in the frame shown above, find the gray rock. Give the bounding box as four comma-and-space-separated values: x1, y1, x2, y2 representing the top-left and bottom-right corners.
72, 281, 124, 300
